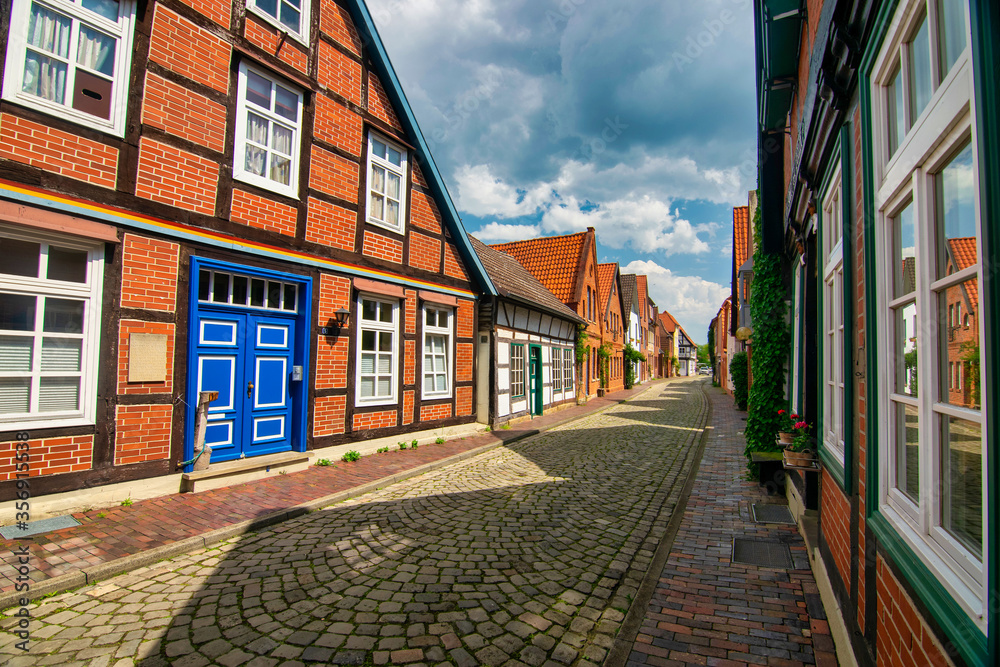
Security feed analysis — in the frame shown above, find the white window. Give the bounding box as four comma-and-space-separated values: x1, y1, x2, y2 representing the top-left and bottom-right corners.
198, 269, 298, 312
2, 0, 136, 136
822, 167, 846, 467
356, 296, 398, 406
510, 344, 524, 398
234, 62, 302, 199
366, 133, 408, 234
247, 0, 311, 44
552, 347, 563, 393
872, 0, 985, 624
563, 348, 574, 394
0, 225, 104, 429
422, 306, 451, 398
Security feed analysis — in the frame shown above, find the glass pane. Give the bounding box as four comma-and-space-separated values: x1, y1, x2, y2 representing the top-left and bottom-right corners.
379, 304, 393, 323
39, 377, 79, 412
909, 17, 932, 122
435, 375, 446, 392
938, 0, 966, 79
373, 139, 386, 160
270, 155, 290, 186
212, 273, 229, 303
434, 356, 445, 373
271, 124, 292, 156
379, 331, 392, 352
938, 277, 980, 409
46, 246, 88, 283
232, 275, 248, 306
283, 284, 296, 311
360, 377, 374, 398
43, 298, 84, 334
41, 338, 81, 372
23, 51, 67, 104
199, 270, 211, 301
387, 146, 402, 167
936, 143, 976, 279
424, 376, 434, 393
246, 112, 269, 146
887, 65, 905, 155
256, 0, 278, 19
894, 302, 918, 397
81, 0, 120, 22
361, 330, 376, 351
361, 300, 377, 321
0, 378, 30, 413
267, 282, 281, 309
77, 25, 115, 77
386, 172, 400, 199
28, 4, 71, 56
0, 336, 33, 372
360, 351, 375, 373
279, 5, 300, 32
0, 238, 41, 277
3, 294, 37, 332
250, 279, 265, 307
425, 309, 435, 327
941, 415, 982, 557
370, 193, 384, 221
438, 311, 448, 327
377, 378, 390, 396
377, 353, 390, 375
246, 71, 272, 109
274, 85, 298, 121
895, 402, 920, 502
893, 201, 917, 298
386, 200, 399, 227
424, 353, 433, 366
370, 165, 385, 195
245, 145, 267, 177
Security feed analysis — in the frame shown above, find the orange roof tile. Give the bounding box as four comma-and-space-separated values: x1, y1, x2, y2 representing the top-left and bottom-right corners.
597, 262, 618, 317
734, 206, 750, 271
490, 231, 588, 303
948, 237, 979, 310
636, 275, 649, 322
658, 310, 677, 334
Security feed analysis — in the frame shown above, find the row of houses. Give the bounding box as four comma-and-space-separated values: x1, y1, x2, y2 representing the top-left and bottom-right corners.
722, 1, 997, 665
0, 0, 694, 510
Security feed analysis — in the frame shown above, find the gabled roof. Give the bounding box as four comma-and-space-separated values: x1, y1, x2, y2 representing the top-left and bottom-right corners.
620, 274, 639, 315
490, 230, 589, 303
636, 275, 650, 323
597, 263, 619, 319
658, 310, 678, 334
734, 206, 751, 272
344, 1, 495, 296
468, 236, 583, 324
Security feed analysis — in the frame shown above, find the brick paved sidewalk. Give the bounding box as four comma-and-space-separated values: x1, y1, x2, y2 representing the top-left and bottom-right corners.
0, 380, 664, 606
623, 384, 838, 667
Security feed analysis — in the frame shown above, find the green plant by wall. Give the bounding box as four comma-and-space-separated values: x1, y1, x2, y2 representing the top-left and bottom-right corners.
574, 323, 588, 365
730, 351, 749, 410
597, 343, 611, 389
341, 450, 361, 462
623, 343, 644, 389
744, 203, 791, 457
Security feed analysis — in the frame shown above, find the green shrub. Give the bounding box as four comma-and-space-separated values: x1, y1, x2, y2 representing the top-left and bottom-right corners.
316, 458, 332, 466
398, 442, 408, 450
376, 446, 389, 453
731, 351, 749, 411
341, 450, 361, 462
435, 437, 445, 444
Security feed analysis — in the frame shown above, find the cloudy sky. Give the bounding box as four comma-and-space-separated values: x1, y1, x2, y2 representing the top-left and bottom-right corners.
367, 0, 758, 342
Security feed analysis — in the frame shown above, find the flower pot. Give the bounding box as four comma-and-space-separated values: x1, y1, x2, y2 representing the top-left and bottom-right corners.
783, 448, 816, 467
777, 431, 796, 445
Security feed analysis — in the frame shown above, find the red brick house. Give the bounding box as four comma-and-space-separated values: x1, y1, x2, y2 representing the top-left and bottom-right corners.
597, 262, 625, 394
0, 0, 495, 503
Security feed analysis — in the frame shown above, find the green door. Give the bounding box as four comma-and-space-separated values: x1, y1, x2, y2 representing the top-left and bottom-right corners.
529, 345, 543, 415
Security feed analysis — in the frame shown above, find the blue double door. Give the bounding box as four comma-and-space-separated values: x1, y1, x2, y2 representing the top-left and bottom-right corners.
195, 311, 295, 462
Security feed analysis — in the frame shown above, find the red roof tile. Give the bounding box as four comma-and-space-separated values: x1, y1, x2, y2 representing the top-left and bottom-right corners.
734, 206, 750, 271
636, 275, 649, 322
597, 262, 618, 317
490, 231, 589, 303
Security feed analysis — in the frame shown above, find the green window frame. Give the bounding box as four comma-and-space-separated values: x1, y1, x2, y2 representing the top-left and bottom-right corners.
510, 343, 525, 398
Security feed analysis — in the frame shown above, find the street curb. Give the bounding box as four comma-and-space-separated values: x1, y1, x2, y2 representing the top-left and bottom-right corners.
605, 379, 714, 665
2, 381, 664, 611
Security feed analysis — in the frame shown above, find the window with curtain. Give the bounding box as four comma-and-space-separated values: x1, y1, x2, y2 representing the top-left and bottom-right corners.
510, 344, 524, 398
422, 306, 451, 398
367, 132, 408, 233
552, 347, 562, 393
3, 0, 136, 135
248, 0, 311, 43
234, 62, 303, 198
0, 226, 103, 429
356, 296, 398, 405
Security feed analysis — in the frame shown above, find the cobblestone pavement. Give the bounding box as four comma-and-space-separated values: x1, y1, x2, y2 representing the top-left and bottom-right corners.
1, 378, 708, 667
625, 384, 838, 666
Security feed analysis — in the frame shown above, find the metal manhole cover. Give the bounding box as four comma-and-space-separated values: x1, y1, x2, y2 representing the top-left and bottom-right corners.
751, 504, 795, 524
732, 538, 793, 568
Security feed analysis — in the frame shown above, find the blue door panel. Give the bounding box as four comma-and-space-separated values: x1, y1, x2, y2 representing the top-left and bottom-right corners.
254, 357, 287, 408
198, 356, 237, 413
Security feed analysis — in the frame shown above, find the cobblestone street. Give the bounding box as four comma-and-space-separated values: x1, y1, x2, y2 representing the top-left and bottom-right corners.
1, 378, 709, 667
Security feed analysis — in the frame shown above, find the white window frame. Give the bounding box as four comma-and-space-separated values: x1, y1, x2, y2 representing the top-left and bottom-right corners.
871, 0, 987, 625
366, 132, 408, 235
247, 0, 311, 45
2, 0, 137, 136
421, 305, 452, 399
822, 167, 846, 467
0, 224, 104, 430
563, 347, 574, 395
510, 343, 525, 398
355, 295, 398, 407
233, 61, 303, 199
551, 346, 563, 393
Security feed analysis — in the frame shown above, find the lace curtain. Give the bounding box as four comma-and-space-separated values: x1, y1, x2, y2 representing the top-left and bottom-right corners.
24, 4, 116, 103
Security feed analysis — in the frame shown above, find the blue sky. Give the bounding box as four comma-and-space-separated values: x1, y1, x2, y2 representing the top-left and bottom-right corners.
367, 0, 758, 343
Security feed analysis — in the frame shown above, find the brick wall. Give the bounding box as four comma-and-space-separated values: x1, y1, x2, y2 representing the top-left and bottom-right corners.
314, 95, 363, 156
404, 290, 417, 335
136, 138, 218, 216
409, 231, 441, 273
231, 189, 298, 237
317, 40, 363, 106
148, 6, 230, 93
141, 73, 227, 153
367, 73, 403, 130
115, 405, 172, 465
404, 340, 415, 386
402, 390, 414, 425
420, 403, 452, 422
187, 0, 230, 26
0, 114, 117, 189
456, 386, 473, 417
443, 242, 470, 282
411, 191, 443, 235
120, 235, 179, 311
353, 410, 398, 431
875, 556, 956, 667
0, 436, 93, 480
315, 275, 351, 389
820, 469, 851, 589
310, 146, 360, 202
313, 395, 347, 437
305, 197, 356, 250
320, 0, 362, 55
362, 231, 403, 264
457, 300, 474, 338
245, 14, 309, 74
456, 343, 473, 383
118, 320, 175, 395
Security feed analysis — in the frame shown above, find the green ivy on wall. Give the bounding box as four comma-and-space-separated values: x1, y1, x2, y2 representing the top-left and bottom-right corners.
624, 343, 644, 389
731, 351, 749, 410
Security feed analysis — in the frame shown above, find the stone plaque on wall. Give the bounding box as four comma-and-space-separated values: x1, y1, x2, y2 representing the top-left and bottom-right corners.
128, 333, 168, 383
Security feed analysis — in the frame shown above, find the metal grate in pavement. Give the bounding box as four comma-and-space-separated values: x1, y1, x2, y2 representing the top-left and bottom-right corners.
751, 504, 795, 524
731, 538, 793, 568
0, 515, 81, 540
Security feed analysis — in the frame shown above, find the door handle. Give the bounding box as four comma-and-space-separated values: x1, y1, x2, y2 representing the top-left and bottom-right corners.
247, 381, 254, 398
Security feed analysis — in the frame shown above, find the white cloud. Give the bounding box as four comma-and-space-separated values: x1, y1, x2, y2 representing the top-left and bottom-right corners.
473, 222, 542, 242
623, 259, 730, 342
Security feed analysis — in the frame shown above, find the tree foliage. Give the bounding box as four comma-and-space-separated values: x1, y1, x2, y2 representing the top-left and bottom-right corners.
731, 351, 749, 410
623, 343, 644, 389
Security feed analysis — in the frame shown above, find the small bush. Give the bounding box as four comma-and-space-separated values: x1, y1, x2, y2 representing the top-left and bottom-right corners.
731, 351, 749, 411
435, 437, 445, 444
376, 446, 389, 453
398, 442, 408, 450
341, 450, 361, 462
411, 439, 418, 447
121, 497, 133, 507
316, 458, 332, 466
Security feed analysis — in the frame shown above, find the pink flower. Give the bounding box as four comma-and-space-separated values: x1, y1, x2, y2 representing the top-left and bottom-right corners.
778, 409, 786, 415
794, 421, 808, 429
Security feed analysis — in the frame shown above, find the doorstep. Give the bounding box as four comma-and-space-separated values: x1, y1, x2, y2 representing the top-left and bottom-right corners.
180, 450, 314, 493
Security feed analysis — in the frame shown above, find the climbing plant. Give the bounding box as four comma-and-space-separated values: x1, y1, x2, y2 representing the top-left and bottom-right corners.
744, 202, 791, 457
574, 323, 588, 365
623, 343, 644, 389
730, 351, 748, 410
597, 343, 611, 389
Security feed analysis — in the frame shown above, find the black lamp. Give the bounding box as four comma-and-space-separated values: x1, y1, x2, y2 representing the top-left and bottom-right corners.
320, 308, 351, 336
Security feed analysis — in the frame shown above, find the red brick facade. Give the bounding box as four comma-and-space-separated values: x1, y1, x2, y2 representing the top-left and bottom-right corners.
0, 436, 93, 481
115, 405, 172, 465
121, 235, 179, 312
0, 114, 118, 189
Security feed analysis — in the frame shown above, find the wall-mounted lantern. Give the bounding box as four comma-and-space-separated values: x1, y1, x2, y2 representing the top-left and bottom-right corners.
320, 308, 351, 336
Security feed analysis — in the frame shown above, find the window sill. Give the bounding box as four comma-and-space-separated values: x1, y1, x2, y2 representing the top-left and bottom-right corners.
1, 93, 124, 138
234, 172, 299, 201
246, 7, 310, 48
1, 416, 94, 433
355, 397, 397, 408
366, 218, 406, 236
